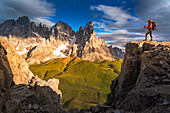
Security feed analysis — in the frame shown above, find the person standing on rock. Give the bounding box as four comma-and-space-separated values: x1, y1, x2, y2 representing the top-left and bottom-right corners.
144, 20, 153, 41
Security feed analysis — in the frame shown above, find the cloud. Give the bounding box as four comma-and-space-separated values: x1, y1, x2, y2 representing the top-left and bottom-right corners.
0, 0, 56, 27
91, 1, 170, 50
90, 5, 138, 28
91, 4, 143, 50
32, 17, 55, 28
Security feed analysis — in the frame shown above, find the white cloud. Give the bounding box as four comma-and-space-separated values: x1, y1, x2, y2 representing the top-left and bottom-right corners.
91, 1, 170, 49
0, 0, 56, 27
90, 5, 138, 28
32, 17, 55, 27
90, 4, 143, 49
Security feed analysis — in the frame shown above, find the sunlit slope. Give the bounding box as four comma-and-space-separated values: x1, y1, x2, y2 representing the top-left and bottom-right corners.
29, 57, 123, 110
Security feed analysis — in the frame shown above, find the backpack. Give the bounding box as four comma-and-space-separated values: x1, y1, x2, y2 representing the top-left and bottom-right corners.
152, 22, 157, 31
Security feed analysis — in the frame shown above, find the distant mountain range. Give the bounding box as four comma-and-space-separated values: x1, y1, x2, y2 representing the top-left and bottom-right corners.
0, 16, 124, 63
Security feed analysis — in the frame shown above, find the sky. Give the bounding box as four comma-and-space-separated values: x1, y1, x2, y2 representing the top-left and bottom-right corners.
0, 0, 170, 49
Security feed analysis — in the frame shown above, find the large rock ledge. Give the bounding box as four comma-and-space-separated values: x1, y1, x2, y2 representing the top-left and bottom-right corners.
106, 41, 170, 112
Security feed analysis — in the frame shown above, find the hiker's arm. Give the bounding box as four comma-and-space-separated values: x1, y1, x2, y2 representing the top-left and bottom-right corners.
147, 24, 152, 29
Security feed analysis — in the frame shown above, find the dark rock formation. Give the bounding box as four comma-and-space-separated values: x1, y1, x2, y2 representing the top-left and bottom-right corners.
108, 46, 125, 59
106, 41, 170, 112
31, 22, 50, 38
0, 42, 14, 113
0, 16, 50, 38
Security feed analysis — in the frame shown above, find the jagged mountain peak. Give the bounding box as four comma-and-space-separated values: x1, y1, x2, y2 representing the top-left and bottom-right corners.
16, 16, 30, 25
54, 20, 73, 30
84, 21, 94, 32
85, 21, 93, 27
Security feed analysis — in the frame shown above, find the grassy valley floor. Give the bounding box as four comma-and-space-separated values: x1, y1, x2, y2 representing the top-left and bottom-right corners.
29, 57, 123, 110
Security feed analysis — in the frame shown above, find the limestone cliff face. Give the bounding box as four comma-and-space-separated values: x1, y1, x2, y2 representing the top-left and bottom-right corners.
106, 41, 170, 112
0, 38, 64, 113
51, 20, 75, 42
0, 36, 62, 95
9, 36, 68, 65
70, 21, 114, 61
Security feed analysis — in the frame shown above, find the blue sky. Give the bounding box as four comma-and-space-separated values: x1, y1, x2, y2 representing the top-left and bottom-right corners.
0, 0, 170, 49
47, 0, 136, 32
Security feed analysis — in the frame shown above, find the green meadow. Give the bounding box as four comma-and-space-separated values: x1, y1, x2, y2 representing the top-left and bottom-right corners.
29, 57, 123, 110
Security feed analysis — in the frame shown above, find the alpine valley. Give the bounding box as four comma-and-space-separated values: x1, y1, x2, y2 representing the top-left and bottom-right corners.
1, 16, 169, 113
0, 16, 124, 111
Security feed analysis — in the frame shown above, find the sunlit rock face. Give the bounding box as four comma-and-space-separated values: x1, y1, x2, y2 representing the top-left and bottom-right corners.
70, 21, 115, 61
0, 39, 64, 113
0, 16, 122, 63
0, 36, 62, 97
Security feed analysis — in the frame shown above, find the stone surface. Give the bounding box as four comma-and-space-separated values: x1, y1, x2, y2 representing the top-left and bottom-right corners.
0, 36, 62, 96
73, 21, 115, 61
0, 38, 64, 113
0, 16, 50, 38
0, 17, 121, 62
106, 41, 170, 112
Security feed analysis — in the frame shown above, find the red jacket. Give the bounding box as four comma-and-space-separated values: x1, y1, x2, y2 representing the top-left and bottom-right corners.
147, 22, 153, 29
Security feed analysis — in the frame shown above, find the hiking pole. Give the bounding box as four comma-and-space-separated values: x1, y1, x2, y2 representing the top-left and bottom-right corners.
143, 26, 145, 32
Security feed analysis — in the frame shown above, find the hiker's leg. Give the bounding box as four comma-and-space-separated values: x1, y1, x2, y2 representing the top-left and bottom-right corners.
145, 30, 150, 40
150, 30, 153, 41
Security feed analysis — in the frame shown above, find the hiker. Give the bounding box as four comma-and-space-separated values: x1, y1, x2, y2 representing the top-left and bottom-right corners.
144, 20, 153, 41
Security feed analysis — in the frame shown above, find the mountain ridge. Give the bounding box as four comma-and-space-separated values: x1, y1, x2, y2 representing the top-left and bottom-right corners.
0, 16, 124, 62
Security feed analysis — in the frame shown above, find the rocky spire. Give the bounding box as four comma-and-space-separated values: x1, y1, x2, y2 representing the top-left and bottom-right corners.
51, 20, 75, 41
0, 16, 51, 38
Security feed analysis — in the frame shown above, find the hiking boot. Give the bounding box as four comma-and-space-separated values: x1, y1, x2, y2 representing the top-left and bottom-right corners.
150, 39, 153, 41
143, 38, 147, 41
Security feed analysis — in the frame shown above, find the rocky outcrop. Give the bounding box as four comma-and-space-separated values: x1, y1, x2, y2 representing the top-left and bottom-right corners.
51, 20, 75, 42
106, 41, 170, 112
0, 40, 64, 113
0, 36, 62, 96
0, 41, 14, 113
68, 21, 114, 61
108, 46, 124, 59
5, 84, 64, 113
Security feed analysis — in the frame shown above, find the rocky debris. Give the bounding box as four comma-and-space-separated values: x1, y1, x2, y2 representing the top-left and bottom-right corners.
105, 41, 170, 112
108, 46, 125, 59
5, 84, 65, 113
66, 105, 125, 113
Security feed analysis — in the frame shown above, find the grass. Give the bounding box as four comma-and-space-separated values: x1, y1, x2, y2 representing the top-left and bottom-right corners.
29, 57, 123, 110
